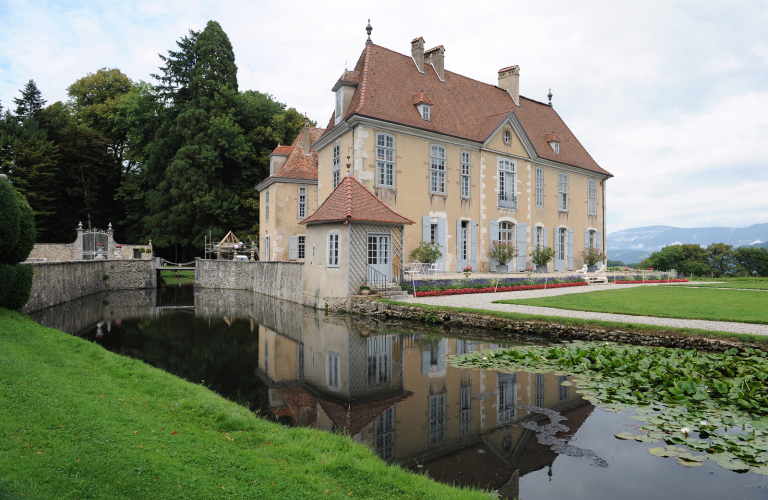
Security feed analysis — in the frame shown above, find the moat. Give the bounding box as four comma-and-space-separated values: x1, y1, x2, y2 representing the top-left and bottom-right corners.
31, 284, 768, 499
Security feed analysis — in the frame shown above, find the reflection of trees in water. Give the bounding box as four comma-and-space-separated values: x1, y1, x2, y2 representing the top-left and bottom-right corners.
97, 314, 270, 416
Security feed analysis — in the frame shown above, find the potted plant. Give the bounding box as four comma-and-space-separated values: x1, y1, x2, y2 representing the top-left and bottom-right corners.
359, 285, 371, 296
581, 247, 607, 272
531, 246, 556, 273
462, 265, 473, 278
410, 241, 443, 267
487, 241, 518, 273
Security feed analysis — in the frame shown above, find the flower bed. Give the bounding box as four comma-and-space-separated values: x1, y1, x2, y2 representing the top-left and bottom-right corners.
614, 279, 689, 284
414, 281, 588, 297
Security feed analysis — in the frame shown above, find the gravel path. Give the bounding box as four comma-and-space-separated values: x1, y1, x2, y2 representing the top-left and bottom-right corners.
398, 282, 768, 335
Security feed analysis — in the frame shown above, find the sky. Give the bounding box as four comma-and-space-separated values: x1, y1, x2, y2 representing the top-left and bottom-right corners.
1, 0, 767, 234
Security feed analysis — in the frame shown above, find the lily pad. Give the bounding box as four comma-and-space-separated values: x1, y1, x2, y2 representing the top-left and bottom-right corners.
648, 447, 678, 458
634, 434, 660, 443
677, 452, 706, 462
676, 457, 704, 467
615, 432, 636, 440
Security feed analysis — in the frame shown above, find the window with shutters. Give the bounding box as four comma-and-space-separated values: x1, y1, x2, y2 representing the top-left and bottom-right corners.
430, 145, 446, 194
558, 173, 568, 211
375, 407, 395, 460
461, 151, 471, 198
460, 385, 471, 436
559, 375, 569, 401
460, 221, 468, 261
587, 230, 596, 249
498, 373, 517, 424
557, 228, 566, 261
430, 223, 437, 243
298, 236, 305, 259
498, 159, 516, 208
536, 167, 544, 208
327, 351, 340, 390
429, 393, 446, 446
298, 187, 307, 219
327, 232, 340, 267
332, 145, 341, 189
376, 133, 395, 187
498, 222, 514, 244
535, 226, 543, 249
265, 190, 269, 221
588, 179, 597, 215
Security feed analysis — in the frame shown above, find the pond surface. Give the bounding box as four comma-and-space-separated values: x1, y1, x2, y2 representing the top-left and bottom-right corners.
32, 285, 768, 499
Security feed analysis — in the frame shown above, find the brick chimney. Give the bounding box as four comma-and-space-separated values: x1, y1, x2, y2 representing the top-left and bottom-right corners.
302, 114, 311, 154
498, 66, 520, 106
424, 45, 445, 81
411, 37, 425, 73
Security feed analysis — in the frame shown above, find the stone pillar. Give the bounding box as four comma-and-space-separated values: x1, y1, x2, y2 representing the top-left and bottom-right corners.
107, 223, 115, 260
74, 222, 84, 260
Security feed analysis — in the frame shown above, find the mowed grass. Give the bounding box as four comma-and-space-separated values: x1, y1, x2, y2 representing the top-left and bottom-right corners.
160, 269, 195, 286
494, 286, 768, 324
681, 277, 768, 290
0, 309, 487, 500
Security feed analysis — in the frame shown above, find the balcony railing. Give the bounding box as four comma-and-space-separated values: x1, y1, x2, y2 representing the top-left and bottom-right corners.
498, 192, 517, 209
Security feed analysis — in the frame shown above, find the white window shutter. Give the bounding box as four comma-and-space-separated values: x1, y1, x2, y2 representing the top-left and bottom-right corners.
516, 223, 527, 270
597, 230, 603, 269
471, 221, 477, 271
489, 219, 498, 269
456, 219, 462, 271
543, 227, 548, 249
568, 228, 574, 271
584, 229, 589, 250
438, 217, 447, 270
422, 216, 431, 243
289, 236, 298, 261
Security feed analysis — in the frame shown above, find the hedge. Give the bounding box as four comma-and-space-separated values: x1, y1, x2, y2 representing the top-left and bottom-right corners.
414, 281, 589, 297
0, 180, 20, 264
614, 279, 690, 284
8, 189, 35, 264
0, 264, 34, 310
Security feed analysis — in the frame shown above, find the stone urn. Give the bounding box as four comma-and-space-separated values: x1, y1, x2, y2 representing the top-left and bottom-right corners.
536, 264, 547, 273
587, 265, 597, 272
463, 271, 472, 279
361, 289, 370, 296
495, 264, 509, 274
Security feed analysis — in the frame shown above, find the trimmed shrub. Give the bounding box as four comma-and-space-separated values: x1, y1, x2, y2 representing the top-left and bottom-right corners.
0, 264, 34, 310
0, 180, 21, 264
8, 189, 36, 264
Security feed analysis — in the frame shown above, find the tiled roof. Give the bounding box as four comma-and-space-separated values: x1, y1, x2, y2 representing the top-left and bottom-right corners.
317, 393, 412, 437
412, 91, 433, 106
271, 145, 293, 156
262, 126, 325, 184
299, 174, 414, 225
332, 70, 361, 91
319, 43, 611, 177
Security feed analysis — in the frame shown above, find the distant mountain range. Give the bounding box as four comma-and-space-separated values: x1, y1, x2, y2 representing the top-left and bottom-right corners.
607, 224, 768, 263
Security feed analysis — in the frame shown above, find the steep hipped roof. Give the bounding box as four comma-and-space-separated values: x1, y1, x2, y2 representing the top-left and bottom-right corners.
256, 126, 325, 190
319, 43, 611, 177
270, 145, 293, 156
317, 393, 412, 437
300, 174, 414, 225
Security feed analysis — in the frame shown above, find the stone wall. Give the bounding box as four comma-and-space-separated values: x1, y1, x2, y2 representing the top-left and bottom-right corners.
194, 259, 305, 304
23, 260, 157, 313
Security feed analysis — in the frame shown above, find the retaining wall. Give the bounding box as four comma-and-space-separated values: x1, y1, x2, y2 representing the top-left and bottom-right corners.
194, 259, 304, 304
23, 260, 157, 313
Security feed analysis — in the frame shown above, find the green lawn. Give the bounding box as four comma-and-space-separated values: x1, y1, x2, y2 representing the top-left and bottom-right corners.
681, 277, 768, 290
160, 269, 195, 286
0, 309, 487, 499
494, 287, 768, 324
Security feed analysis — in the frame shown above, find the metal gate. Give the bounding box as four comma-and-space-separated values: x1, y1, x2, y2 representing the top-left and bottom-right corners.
82, 230, 109, 260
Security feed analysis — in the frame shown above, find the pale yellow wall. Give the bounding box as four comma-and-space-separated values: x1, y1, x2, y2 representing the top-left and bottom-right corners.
317, 131, 355, 207
302, 223, 350, 304
258, 326, 298, 383
259, 182, 317, 261
316, 120, 606, 272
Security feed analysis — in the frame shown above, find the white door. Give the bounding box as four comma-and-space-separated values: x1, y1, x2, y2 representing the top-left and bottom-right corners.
367, 234, 391, 282
555, 228, 566, 271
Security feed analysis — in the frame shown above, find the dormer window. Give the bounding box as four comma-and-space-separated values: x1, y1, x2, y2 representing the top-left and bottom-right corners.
545, 132, 561, 155
419, 104, 431, 121
270, 157, 275, 175
550, 142, 560, 154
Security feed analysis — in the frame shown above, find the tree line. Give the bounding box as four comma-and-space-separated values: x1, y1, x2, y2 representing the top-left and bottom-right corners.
0, 20, 307, 260
608, 243, 768, 277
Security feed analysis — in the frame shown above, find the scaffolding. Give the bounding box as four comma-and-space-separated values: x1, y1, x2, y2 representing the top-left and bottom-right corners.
203, 231, 259, 260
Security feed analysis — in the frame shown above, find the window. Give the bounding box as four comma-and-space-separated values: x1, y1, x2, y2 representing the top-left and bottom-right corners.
270, 156, 275, 176
498, 373, 517, 424
588, 230, 596, 249
327, 351, 340, 390
460, 386, 471, 436
298, 236, 305, 259
332, 145, 341, 189
588, 179, 597, 215
429, 394, 446, 446
430, 145, 446, 194
460, 221, 468, 261
535, 167, 544, 208
376, 133, 395, 187
550, 142, 560, 154
327, 232, 340, 267
265, 190, 269, 221
498, 222, 514, 244
367, 336, 391, 388
375, 407, 395, 460
535, 374, 544, 408
298, 186, 307, 219
557, 228, 566, 261
430, 223, 437, 243
498, 159, 516, 208
503, 130, 511, 144
535, 226, 543, 249
335, 90, 343, 121
461, 151, 471, 198
559, 375, 569, 401
558, 173, 568, 211
420, 104, 430, 120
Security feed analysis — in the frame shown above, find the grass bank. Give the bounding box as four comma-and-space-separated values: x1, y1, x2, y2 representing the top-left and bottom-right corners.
495, 287, 768, 324
0, 309, 487, 499
380, 299, 768, 347
160, 269, 195, 286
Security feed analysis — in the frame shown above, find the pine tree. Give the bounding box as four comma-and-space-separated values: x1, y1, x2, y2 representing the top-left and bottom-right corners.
13, 80, 47, 121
